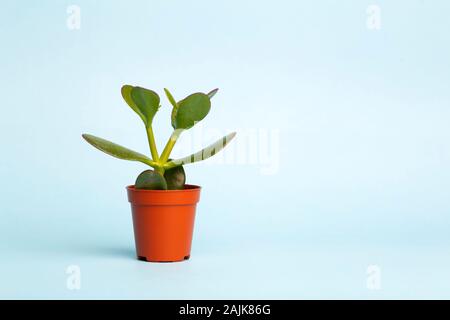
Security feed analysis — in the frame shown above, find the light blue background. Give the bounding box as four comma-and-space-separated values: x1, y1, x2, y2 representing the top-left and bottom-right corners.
1, 0, 450, 299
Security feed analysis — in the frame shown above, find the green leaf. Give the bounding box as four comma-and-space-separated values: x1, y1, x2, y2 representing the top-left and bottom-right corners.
172, 93, 211, 130
170, 89, 219, 129
164, 164, 186, 190
171, 105, 178, 130
164, 88, 177, 109
165, 132, 236, 167
131, 86, 160, 126
207, 88, 219, 99
135, 170, 167, 190
121, 85, 141, 120
121, 85, 160, 127
82, 134, 154, 166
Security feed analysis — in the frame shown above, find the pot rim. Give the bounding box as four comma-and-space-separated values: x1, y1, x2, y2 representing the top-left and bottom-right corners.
126, 184, 201, 193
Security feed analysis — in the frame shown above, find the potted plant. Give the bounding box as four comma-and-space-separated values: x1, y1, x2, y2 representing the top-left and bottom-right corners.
82, 85, 236, 262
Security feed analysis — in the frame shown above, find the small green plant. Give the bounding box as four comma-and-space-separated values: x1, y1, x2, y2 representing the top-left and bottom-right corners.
82, 85, 236, 190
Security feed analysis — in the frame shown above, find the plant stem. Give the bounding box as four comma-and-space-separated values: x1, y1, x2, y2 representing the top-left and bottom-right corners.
146, 126, 159, 162
143, 159, 160, 168
155, 166, 165, 175
163, 160, 178, 170
159, 129, 182, 164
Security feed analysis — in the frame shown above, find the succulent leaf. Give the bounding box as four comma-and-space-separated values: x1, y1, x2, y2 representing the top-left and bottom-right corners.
121, 85, 160, 127
166, 132, 236, 167
135, 170, 167, 190
171, 92, 211, 130
164, 164, 186, 190
82, 134, 154, 166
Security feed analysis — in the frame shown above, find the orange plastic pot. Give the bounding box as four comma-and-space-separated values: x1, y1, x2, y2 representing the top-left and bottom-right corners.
126, 184, 201, 263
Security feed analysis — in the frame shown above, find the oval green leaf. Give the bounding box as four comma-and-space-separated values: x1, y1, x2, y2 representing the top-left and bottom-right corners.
164, 164, 186, 190
121, 85, 143, 123
121, 85, 160, 127
82, 134, 155, 167
135, 170, 167, 190
130, 86, 160, 127
172, 93, 211, 130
